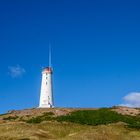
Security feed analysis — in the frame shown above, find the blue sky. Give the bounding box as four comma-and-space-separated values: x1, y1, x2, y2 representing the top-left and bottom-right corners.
1, 0, 140, 113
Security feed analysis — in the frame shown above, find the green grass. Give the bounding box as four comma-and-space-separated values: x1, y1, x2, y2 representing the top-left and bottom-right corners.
56, 108, 123, 125
26, 108, 140, 129
2, 109, 140, 139
3, 116, 18, 120
56, 108, 140, 129
26, 112, 54, 123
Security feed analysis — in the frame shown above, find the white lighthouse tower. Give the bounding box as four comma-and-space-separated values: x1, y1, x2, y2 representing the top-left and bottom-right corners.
39, 47, 54, 108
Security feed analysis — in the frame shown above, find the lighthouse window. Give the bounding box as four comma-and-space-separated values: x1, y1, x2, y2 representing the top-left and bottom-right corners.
46, 82, 47, 85
46, 77, 47, 80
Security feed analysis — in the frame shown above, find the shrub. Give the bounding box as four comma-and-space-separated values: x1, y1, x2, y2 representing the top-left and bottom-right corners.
25, 108, 140, 129
26, 112, 54, 124
3, 116, 18, 120
56, 108, 123, 125
26, 117, 42, 123
56, 108, 140, 129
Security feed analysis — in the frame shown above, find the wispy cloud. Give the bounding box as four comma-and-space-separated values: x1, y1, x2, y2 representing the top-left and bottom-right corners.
8, 65, 26, 78
120, 92, 140, 107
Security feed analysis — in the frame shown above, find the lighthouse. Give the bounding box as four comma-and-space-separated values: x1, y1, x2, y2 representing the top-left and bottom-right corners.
39, 47, 54, 108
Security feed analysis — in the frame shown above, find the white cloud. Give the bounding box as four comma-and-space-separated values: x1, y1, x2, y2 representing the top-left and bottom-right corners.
8, 65, 25, 78
120, 92, 140, 107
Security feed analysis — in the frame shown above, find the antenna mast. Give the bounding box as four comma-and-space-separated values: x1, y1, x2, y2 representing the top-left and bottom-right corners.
49, 44, 52, 68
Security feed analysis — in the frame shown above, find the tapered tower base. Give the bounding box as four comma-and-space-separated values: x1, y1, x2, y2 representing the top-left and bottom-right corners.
39, 67, 54, 108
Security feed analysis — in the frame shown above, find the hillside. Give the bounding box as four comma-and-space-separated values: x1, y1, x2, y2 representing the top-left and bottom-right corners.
0, 107, 140, 140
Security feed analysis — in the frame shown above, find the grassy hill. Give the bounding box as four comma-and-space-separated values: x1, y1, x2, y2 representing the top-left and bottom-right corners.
0, 107, 140, 140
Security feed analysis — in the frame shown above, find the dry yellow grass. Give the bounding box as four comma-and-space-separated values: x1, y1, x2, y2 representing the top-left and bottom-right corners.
0, 121, 140, 140
1, 107, 140, 140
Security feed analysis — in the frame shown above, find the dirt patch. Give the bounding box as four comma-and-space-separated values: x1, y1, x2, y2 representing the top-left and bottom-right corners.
7, 108, 74, 117
6, 108, 98, 118
112, 106, 140, 116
